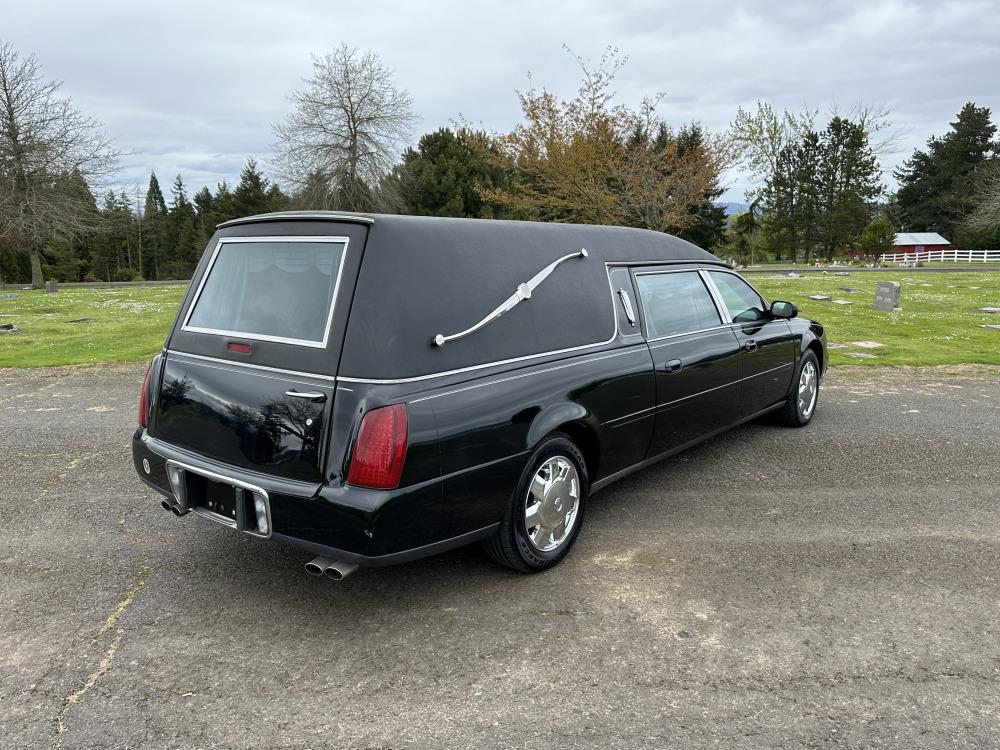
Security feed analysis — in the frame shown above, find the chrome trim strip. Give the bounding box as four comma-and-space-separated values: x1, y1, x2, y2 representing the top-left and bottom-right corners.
658, 378, 741, 409
654, 362, 795, 411
165, 350, 337, 383
646, 324, 735, 346
432, 249, 589, 347
699, 268, 733, 324
218, 212, 374, 228
165, 458, 272, 539
410, 347, 644, 403
180, 235, 350, 349
743, 362, 794, 379
604, 404, 657, 426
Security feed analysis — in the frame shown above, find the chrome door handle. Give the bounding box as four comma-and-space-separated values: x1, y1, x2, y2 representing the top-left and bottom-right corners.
284, 390, 327, 401
743, 340, 758, 352
617, 288, 636, 326
664, 359, 682, 373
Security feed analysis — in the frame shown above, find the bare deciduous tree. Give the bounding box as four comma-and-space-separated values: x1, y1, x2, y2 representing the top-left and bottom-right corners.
967, 163, 1000, 230
272, 45, 416, 212
0, 40, 118, 286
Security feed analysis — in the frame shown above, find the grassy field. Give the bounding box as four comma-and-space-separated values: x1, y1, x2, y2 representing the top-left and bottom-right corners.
752, 271, 999, 366
0, 285, 187, 368
0, 272, 997, 368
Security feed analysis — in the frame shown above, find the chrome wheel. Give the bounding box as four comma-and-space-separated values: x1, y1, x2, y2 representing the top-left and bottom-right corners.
798, 360, 818, 419
524, 456, 580, 552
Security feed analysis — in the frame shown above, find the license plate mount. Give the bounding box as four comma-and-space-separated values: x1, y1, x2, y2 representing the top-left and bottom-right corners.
164, 459, 272, 538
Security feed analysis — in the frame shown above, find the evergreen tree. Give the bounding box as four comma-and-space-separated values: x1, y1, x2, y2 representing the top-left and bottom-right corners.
672, 125, 728, 250
193, 186, 215, 246
762, 130, 820, 261
162, 175, 197, 278
894, 102, 998, 239
395, 128, 513, 218
142, 172, 169, 279
816, 117, 882, 260
232, 159, 273, 217
760, 118, 881, 261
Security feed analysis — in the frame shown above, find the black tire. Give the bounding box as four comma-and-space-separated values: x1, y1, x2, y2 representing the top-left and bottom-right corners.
483, 434, 589, 573
780, 349, 820, 427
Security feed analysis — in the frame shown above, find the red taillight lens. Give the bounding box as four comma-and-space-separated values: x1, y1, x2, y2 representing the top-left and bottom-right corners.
138, 365, 152, 428
346, 404, 408, 489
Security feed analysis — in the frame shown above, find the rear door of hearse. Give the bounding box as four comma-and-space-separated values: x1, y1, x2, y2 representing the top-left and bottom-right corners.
633, 266, 743, 456
150, 218, 370, 485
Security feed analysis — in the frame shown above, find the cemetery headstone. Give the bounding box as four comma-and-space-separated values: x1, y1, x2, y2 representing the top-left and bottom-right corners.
872, 281, 901, 312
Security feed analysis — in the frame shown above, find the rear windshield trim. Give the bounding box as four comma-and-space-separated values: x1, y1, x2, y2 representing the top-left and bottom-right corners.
180, 235, 350, 349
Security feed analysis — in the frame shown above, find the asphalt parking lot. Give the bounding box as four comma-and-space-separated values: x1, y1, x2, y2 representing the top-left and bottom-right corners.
2, 365, 1000, 749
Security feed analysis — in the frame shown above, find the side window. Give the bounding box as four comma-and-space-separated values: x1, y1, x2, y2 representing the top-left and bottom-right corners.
634, 271, 722, 339
708, 272, 768, 323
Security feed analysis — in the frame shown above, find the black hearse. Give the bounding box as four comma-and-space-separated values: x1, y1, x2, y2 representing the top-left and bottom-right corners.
133, 212, 826, 577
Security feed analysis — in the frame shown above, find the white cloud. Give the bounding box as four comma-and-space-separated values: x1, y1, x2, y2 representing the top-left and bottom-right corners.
3, 0, 998, 202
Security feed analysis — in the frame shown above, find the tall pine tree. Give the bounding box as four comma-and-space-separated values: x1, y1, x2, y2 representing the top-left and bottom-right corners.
142, 172, 168, 279
895, 102, 997, 239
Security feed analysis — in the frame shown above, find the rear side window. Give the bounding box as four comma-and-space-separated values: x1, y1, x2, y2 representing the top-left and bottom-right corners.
707, 271, 767, 323
635, 271, 721, 338
183, 238, 348, 347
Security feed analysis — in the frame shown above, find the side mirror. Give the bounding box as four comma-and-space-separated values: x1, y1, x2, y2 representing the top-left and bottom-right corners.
770, 300, 798, 319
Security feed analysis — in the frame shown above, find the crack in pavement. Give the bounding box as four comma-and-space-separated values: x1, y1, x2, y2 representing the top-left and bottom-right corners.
50, 561, 149, 748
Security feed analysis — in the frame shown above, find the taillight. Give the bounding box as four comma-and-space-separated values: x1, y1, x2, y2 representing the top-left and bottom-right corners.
138, 364, 152, 428
346, 404, 408, 489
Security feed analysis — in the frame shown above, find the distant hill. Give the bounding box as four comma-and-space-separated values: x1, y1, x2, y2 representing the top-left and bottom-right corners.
722, 202, 749, 216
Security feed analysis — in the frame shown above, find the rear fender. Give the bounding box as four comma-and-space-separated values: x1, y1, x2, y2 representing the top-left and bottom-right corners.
526, 402, 594, 451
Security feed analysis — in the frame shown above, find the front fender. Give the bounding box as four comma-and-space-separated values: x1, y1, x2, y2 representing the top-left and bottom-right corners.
802, 321, 828, 375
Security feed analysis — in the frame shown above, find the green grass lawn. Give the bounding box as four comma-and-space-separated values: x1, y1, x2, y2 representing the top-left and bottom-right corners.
0, 272, 997, 368
751, 271, 999, 366
0, 285, 187, 368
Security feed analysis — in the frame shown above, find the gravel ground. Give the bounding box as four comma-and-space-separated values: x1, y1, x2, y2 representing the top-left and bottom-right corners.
1, 364, 999, 749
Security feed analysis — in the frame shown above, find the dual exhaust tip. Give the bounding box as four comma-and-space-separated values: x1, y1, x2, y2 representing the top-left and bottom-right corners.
160, 501, 356, 580
305, 556, 359, 581
160, 498, 189, 517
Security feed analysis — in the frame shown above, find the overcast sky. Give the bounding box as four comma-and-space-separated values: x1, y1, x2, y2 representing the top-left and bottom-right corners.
4, 0, 998, 203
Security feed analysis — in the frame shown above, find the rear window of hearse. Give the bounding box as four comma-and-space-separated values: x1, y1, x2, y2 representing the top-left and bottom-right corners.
183, 238, 347, 346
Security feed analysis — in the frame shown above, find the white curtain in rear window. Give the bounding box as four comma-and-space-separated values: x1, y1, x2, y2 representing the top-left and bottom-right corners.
186, 240, 347, 344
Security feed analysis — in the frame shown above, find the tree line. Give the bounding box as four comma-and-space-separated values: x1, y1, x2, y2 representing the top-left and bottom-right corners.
727, 101, 1000, 264
1, 39, 998, 285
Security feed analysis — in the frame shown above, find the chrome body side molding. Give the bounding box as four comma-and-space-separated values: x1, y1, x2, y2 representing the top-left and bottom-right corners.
432, 249, 589, 347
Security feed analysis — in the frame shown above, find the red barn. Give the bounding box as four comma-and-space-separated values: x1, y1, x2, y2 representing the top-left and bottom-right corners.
894, 232, 954, 254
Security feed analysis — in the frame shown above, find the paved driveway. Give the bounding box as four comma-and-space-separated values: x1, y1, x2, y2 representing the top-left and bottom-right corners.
2, 365, 999, 749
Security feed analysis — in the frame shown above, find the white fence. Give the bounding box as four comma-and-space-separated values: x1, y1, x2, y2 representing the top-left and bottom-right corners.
879, 248, 1000, 265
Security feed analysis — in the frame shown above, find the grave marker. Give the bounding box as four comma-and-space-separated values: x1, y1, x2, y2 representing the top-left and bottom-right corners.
872, 281, 901, 312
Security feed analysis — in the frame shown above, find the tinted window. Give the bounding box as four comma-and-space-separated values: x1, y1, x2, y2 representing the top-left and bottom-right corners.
708, 272, 767, 323
635, 271, 722, 338
185, 240, 347, 345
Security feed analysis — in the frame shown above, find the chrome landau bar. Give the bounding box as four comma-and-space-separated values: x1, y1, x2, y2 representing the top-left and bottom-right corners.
432, 248, 589, 347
